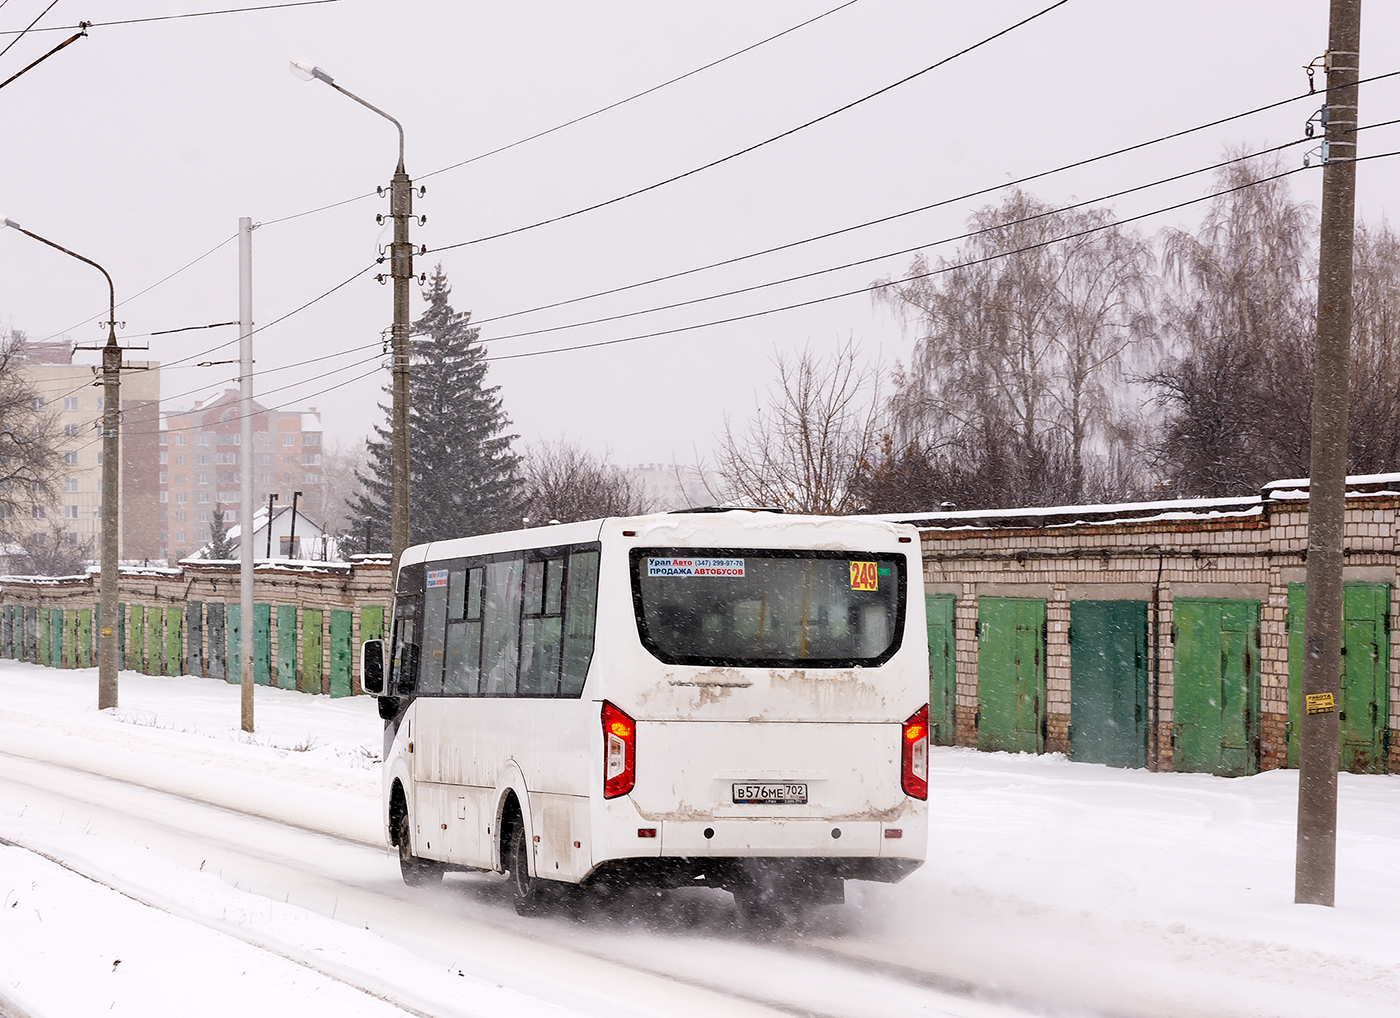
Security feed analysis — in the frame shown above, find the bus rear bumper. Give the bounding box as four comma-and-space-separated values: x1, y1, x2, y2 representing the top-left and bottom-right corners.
581, 855, 921, 895
658, 817, 926, 860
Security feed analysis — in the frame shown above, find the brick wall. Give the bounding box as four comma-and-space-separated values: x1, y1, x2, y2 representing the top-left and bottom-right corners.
898, 481, 1400, 775
0, 557, 392, 695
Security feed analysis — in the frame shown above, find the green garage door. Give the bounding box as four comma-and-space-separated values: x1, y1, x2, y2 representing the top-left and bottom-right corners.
926, 594, 957, 746
329, 609, 353, 698
1069, 600, 1149, 769
977, 597, 1046, 754
276, 605, 297, 689
1173, 598, 1260, 776
1287, 582, 1390, 773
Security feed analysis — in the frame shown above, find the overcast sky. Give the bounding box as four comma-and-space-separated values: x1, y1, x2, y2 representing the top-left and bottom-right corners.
3, 0, 1399, 468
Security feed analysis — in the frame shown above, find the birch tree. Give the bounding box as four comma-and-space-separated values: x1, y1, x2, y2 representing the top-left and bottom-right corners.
714, 340, 881, 514
873, 190, 1153, 509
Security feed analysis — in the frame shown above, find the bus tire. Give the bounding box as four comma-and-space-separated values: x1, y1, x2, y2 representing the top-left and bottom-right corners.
507, 822, 551, 916
397, 811, 443, 887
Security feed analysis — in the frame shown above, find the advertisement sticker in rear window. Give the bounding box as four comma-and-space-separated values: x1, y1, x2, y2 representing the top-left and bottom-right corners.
647, 557, 745, 577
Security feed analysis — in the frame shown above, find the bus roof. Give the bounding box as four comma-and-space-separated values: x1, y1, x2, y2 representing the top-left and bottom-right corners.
400, 511, 918, 569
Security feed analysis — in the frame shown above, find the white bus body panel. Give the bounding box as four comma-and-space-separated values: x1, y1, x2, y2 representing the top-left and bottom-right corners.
385, 512, 928, 885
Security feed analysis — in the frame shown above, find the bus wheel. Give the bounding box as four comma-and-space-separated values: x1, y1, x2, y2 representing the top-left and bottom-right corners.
397, 811, 443, 887
507, 823, 550, 916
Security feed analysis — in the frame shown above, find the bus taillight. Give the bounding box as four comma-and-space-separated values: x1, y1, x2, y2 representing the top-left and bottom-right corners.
602, 701, 636, 799
902, 705, 929, 800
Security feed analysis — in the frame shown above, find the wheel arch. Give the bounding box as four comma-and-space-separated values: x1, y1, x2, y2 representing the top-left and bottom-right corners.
492, 761, 534, 874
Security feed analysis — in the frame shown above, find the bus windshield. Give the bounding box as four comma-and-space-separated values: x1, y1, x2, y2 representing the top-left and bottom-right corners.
631, 548, 905, 667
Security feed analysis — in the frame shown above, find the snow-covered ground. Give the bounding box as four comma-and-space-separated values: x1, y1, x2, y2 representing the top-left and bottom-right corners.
0, 662, 1396, 1018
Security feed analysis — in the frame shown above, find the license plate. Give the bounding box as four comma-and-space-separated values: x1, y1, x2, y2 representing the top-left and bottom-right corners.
732, 782, 808, 805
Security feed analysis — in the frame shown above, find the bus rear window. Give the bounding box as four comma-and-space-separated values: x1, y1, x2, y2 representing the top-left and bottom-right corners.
631, 549, 905, 667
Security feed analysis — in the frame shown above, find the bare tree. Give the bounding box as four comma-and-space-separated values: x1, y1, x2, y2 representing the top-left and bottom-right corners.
1148, 155, 1318, 494
9, 520, 92, 577
874, 190, 1154, 509
0, 327, 68, 543
520, 439, 650, 524
1346, 219, 1400, 473
311, 436, 368, 539
714, 339, 881, 514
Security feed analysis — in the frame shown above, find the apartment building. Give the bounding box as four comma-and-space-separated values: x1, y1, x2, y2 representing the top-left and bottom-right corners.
160, 390, 324, 563
15, 341, 163, 564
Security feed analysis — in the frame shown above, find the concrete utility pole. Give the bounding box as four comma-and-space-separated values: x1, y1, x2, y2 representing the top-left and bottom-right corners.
289, 60, 416, 575
389, 153, 414, 576
0, 217, 123, 711
238, 216, 255, 733
1296, 0, 1361, 909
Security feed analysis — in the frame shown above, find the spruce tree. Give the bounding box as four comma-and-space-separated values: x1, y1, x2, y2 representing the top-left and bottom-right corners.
208, 503, 234, 559
350, 266, 522, 546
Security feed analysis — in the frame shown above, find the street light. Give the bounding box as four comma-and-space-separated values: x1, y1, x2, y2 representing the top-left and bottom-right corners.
1, 216, 122, 710
290, 59, 415, 576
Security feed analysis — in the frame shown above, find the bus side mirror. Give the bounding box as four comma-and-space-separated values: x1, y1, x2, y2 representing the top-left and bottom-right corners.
361, 639, 385, 694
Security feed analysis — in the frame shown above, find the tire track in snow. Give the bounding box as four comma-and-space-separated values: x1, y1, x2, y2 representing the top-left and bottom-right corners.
0, 754, 832, 1018
0, 745, 1063, 1018
0, 833, 442, 1018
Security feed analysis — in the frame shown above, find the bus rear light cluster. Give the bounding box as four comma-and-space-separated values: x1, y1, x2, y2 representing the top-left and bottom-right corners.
902, 705, 929, 800
602, 700, 636, 798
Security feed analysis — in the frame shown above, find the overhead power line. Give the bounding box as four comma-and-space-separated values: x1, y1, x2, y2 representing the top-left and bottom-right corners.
68, 362, 385, 450
445, 68, 1400, 335
155, 261, 378, 372
424, 0, 1072, 253
480, 148, 1400, 364
473, 136, 1315, 349
39, 233, 238, 342
26, 261, 374, 411
55, 149, 1400, 442
416, 2, 862, 185
148, 349, 385, 428
0, 0, 58, 58
258, 0, 863, 228
0, 0, 343, 34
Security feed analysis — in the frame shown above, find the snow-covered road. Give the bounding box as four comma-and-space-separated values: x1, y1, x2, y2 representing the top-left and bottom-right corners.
0, 741, 1030, 1018
0, 663, 1397, 1018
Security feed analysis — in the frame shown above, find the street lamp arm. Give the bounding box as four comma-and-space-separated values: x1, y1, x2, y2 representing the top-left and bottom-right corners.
327, 81, 406, 173
1, 218, 116, 340
0, 214, 122, 713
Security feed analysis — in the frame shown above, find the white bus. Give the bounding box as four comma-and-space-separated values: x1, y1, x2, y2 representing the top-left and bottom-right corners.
362, 510, 929, 922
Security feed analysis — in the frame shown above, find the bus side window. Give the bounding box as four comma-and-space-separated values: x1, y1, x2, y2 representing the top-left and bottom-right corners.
419, 574, 449, 697
444, 566, 483, 696
481, 557, 523, 695
391, 618, 419, 696
519, 557, 564, 696
561, 549, 600, 697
